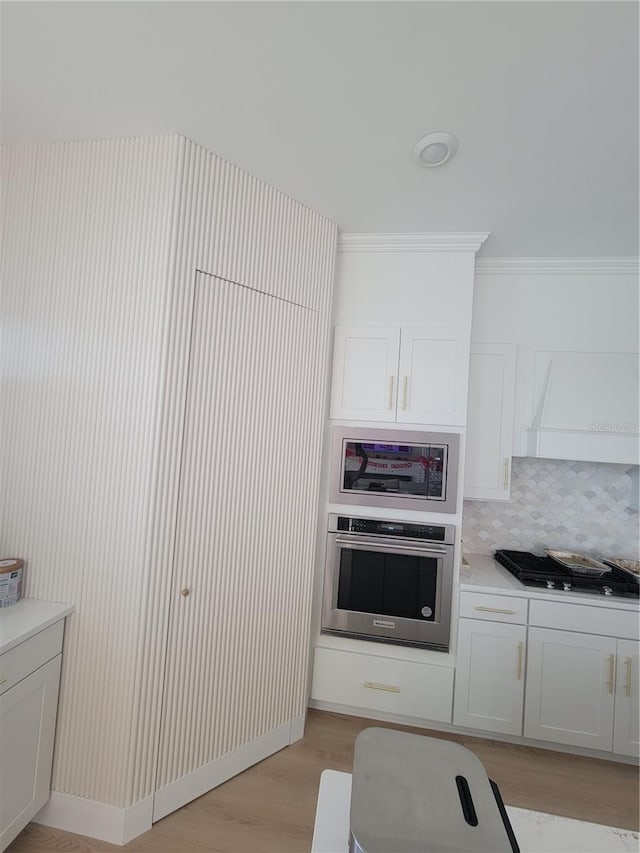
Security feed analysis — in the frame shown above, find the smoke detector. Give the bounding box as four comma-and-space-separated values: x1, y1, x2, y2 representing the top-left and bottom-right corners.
413, 132, 458, 167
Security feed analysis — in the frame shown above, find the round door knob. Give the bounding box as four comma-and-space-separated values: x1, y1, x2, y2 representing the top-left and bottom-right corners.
181, 588, 191, 597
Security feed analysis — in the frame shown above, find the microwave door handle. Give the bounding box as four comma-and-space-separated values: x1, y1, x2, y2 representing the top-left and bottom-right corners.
334, 537, 449, 557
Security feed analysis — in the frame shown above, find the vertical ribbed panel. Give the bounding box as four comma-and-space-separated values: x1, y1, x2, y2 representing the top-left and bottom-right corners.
1, 133, 337, 811
1, 136, 182, 806
155, 273, 317, 786
133, 138, 336, 803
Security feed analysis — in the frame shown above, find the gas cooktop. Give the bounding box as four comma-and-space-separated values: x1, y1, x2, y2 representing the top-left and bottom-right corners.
494, 550, 639, 599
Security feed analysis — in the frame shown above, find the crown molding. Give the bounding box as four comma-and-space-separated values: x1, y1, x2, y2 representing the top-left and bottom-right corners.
338, 232, 490, 253
475, 257, 640, 276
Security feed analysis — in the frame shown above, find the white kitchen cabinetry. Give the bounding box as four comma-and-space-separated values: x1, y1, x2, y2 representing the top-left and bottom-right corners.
524, 600, 639, 757
464, 343, 516, 501
311, 646, 454, 724
453, 592, 527, 735
330, 325, 470, 425
524, 627, 617, 751
458, 558, 639, 759
613, 639, 640, 757
0, 609, 69, 852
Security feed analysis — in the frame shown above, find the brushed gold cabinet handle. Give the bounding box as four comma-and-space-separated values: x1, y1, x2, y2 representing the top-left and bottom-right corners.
402, 376, 408, 410
0, 676, 7, 686
516, 641, 524, 680
181, 588, 191, 597
474, 606, 516, 615
503, 458, 510, 490
363, 681, 400, 694
388, 376, 394, 410
624, 657, 633, 698
607, 654, 616, 694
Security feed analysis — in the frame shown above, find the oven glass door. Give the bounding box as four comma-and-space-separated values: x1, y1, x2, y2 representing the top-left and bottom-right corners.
336, 539, 440, 622
322, 534, 453, 649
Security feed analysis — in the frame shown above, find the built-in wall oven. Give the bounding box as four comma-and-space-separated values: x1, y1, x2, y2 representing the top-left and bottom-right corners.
321, 514, 455, 651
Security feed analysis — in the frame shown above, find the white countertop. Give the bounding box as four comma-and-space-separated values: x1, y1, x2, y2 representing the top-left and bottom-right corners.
311, 769, 640, 853
0, 598, 73, 655
461, 554, 640, 612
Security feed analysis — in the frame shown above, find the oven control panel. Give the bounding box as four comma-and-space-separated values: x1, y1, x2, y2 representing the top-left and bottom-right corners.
332, 514, 455, 545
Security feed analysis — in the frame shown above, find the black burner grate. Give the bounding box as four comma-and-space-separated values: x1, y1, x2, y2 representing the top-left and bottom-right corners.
494, 549, 639, 599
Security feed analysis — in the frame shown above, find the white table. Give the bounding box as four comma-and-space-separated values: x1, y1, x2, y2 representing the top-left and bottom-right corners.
311, 769, 640, 853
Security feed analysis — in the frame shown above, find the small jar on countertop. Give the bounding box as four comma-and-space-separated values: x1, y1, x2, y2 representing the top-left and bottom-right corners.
0, 558, 24, 607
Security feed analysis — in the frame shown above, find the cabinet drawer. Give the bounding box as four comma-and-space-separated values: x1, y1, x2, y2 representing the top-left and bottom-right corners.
0, 621, 64, 696
459, 592, 528, 624
529, 599, 639, 640
311, 646, 454, 723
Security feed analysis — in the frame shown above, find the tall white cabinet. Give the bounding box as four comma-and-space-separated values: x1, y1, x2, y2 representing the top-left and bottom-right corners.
463, 343, 516, 500
1, 135, 337, 843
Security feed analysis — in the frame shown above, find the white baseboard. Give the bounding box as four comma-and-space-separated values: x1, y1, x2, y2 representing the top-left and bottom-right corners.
35, 713, 307, 845
35, 792, 153, 845
308, 699, 640, 766
152, 713, 306, 821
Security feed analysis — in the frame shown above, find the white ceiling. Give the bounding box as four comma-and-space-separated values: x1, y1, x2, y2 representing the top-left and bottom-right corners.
2, 1, 638, 258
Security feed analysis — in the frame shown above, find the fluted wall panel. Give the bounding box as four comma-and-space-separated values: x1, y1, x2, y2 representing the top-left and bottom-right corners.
155, 272, 318, 788
1, 136, 182, 804
1, 133, 336, 813
133, 138, 336, 803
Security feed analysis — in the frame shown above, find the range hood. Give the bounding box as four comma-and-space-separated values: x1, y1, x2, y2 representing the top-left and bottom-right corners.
526, 351, 639, 465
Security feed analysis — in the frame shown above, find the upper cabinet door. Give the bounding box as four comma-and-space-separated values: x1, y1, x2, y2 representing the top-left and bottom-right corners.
330, 325, 469, 426
464, 343, 516, 501
396, 327, 469, 426
330, 326, 400, 421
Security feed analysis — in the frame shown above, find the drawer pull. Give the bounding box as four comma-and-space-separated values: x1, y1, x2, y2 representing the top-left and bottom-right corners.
0, 676, 6, 686
503, 458, 510, 490
607, 654, 616, 694
474, 606, 516, 615
624, 657, 633, 698
516, 642, 523, 680
363, 681, 400, 694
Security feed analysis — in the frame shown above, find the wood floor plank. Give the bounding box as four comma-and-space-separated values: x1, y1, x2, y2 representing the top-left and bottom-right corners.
7, 709, 639, 853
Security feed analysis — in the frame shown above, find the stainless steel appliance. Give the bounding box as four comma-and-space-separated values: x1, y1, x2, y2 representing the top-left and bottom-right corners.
321, 514, 455, 650
349, 728, 519, 853
330, 426, 459, 514
495, 550, 639, 599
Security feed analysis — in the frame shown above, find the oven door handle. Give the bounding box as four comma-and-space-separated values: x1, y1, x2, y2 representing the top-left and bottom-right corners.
334, 536, 449, 557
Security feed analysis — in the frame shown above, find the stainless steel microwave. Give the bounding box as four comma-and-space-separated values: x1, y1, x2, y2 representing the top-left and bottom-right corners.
330, 427, 459, 514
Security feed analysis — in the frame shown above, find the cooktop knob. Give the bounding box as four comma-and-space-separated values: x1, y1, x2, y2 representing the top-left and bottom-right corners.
546, 580, 555, 589
562, 582, 572, 591
602, 586, 613, 596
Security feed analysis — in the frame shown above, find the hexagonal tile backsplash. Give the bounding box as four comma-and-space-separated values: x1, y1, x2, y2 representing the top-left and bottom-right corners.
462, 458, 639, 559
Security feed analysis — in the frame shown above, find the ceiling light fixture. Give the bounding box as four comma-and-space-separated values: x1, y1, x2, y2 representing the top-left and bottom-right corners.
413, 131, 458, 168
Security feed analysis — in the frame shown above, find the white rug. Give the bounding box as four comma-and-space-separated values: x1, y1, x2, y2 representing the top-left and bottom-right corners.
311, 769, 640, 853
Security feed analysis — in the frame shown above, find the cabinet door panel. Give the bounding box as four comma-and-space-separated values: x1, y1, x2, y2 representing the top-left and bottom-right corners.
453, 619, 525, 735
397, 328, 469, 425
524, 627, 615, 750
0, 655, 61, 851
330, 327, 400, 420
155, 273, 322, 813
613, 639, 639, 757
464, 344, 516, 500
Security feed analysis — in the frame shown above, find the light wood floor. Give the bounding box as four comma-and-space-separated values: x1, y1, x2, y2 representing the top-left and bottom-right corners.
8, 709, 639, 852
